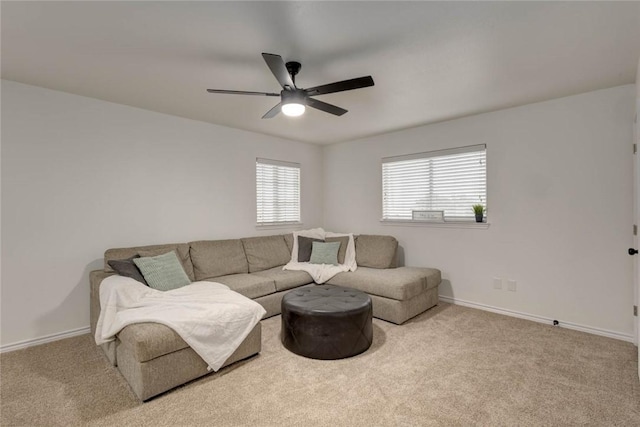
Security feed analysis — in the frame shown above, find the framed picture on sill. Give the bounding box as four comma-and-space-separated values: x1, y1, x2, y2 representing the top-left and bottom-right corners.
411, 210, 445, 222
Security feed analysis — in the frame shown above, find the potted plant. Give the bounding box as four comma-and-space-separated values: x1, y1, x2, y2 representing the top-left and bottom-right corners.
472, 204, 485, 223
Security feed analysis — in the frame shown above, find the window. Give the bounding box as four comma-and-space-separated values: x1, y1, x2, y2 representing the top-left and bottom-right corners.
256, 158, 301, 225
382, 144, 486, 222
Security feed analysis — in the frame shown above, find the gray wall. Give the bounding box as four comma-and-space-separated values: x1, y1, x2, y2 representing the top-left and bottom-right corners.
324, 85, 635, 339
1, 80, 323, 347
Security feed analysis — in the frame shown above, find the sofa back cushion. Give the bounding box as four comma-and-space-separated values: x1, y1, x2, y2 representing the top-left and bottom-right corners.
189, 239, 248, 280
104, 243, 195, 281
242, 235, 291, 273
355, 235, 398, 269
283, 233, 294, 253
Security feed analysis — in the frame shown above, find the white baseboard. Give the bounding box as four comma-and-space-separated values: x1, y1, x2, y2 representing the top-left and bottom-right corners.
0, 326, 91, 353
439, 295, 635, 344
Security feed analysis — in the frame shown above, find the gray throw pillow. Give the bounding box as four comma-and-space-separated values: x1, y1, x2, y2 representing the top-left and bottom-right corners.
107, 255, 148, 285
309, 241, 341, 266
298, 236, 324, 262
325, 236, 349, 264
133, 251, 191, 291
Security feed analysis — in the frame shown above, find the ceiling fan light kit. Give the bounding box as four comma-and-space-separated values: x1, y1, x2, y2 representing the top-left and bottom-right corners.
281, 90, 306, 117
207, 53, 374, 119
281, 103, 305, 117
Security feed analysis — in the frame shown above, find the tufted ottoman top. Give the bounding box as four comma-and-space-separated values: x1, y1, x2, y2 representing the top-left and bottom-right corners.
282, 285, 371, 316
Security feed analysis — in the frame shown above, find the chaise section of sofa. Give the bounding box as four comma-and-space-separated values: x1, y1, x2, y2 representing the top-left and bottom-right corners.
90, 232, 441, 400
116, 322, 261, 401
326, 235, 441, 324
91, 241, 266, 401
326, 267, 440, 324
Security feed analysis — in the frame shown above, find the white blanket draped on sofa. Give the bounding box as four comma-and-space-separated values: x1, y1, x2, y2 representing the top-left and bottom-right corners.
283, 228, 357, 284
95, 276, 266, 371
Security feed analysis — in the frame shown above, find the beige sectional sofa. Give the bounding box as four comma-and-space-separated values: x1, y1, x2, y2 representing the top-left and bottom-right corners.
89, 233, 441, 400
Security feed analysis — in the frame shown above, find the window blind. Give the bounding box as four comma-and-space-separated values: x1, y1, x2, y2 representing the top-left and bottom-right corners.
256, 158, 301, 225
382, 145, 486, 221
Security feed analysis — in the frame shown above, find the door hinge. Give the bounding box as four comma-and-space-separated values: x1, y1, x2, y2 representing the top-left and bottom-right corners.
634, 224, 637, 236
634, 143, 637, 154
635, 305, 638, 317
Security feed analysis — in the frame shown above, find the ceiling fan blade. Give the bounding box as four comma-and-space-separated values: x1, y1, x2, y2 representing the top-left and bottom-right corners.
262, 102, 282, 119
305, 76, 374, 96
262, 53, 296, 90
207, 89, 280, 96
306, 98, 348, 116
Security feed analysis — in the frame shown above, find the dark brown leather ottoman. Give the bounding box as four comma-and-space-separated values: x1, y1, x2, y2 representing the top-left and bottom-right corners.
281, 285, 373, 360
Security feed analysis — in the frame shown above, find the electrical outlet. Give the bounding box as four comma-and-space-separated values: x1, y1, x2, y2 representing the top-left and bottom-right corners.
507, 280, 517, 292
493, 277, 502, 290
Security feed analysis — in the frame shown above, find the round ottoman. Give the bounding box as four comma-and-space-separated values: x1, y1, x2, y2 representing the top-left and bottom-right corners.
281, 285, 373, 360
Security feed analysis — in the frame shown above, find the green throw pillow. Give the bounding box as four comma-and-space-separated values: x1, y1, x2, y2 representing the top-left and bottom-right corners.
133, 251, 191, 291
325, 236, 349, 264
309, 241, 341, 266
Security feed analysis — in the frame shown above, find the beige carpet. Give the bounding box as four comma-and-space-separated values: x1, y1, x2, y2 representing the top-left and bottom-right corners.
2, 303, 639, 426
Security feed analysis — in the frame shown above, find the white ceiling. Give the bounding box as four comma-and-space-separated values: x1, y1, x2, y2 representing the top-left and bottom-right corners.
2, 1, 639, 145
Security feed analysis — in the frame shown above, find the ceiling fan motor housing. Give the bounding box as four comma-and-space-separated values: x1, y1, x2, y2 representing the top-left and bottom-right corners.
281, 88, 307, 104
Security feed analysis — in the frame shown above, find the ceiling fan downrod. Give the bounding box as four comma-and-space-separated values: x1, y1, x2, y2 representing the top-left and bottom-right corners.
285, 61, 301, 87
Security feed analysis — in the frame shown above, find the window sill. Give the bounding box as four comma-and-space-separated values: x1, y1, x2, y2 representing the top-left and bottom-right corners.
380, 219, 490, 229
255, 222, 304, 230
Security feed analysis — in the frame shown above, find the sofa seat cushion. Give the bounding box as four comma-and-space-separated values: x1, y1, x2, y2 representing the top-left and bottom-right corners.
252, 266, 313, 292
118, 322, 188, 363
207, 274, 276, 299
326, 267, 441, 301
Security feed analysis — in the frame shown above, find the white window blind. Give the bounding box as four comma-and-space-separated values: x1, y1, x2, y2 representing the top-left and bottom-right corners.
382, 145, 486, 221
256, 158, 301, 225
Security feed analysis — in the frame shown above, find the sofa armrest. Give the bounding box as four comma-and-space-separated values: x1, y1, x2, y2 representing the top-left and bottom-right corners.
89, 270, 115, 337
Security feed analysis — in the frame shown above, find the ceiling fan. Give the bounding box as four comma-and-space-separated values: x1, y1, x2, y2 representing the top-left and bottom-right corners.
206, 53, 374, 119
